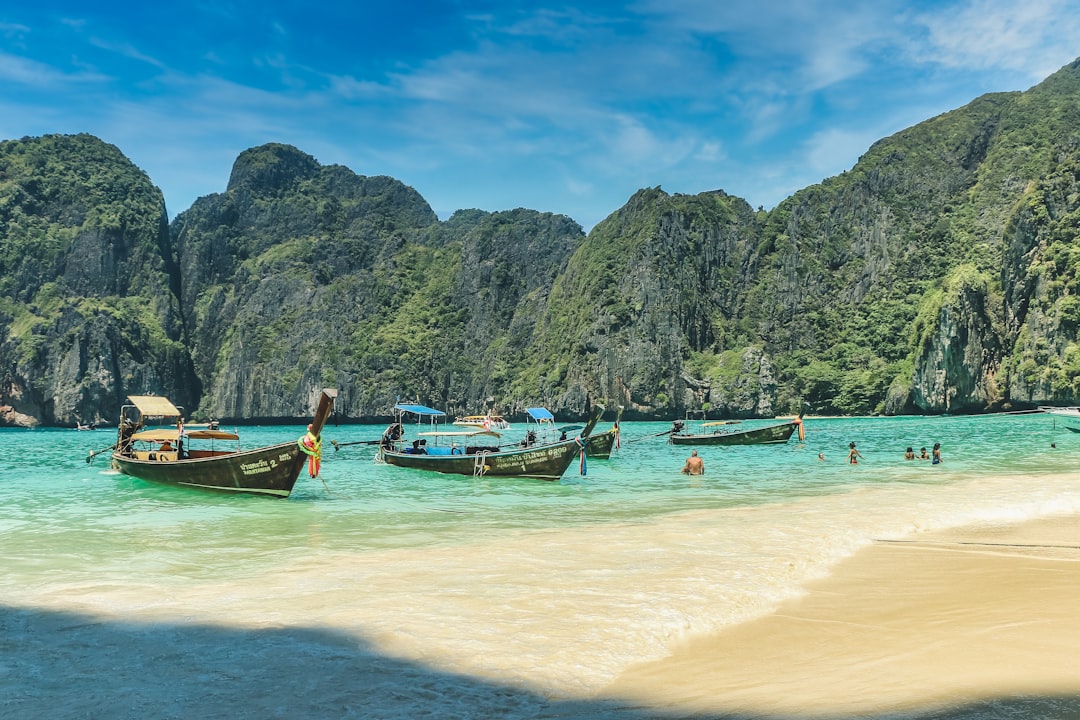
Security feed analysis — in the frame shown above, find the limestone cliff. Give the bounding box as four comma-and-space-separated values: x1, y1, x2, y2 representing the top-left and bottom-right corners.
0, 134, 197, 426
3, 58, 1080, 425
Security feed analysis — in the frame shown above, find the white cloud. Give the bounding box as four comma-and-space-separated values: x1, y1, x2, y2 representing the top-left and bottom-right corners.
86, 36, 166, 69
913, 0, 1080, 81
0, 50, 106, 87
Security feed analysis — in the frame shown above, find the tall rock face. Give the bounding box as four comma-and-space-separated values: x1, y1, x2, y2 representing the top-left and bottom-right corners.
907, 267, 1004, 413
172, 143, 440, 419
738, 59, 1080, 415
995, 61, 1080, 404
171, 144, 585, 420
433, 208, 583, 413
0, 134, 198, 426
512, 188, 764, 417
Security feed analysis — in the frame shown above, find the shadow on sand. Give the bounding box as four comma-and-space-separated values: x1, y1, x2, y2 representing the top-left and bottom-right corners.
3, 604, 1078, 719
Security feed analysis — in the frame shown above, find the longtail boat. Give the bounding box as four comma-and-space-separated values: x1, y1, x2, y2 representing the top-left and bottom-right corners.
669, 414, 804, 446
585, 405, 623, 458
378, 403, 603, 480
108, 389, 337, 497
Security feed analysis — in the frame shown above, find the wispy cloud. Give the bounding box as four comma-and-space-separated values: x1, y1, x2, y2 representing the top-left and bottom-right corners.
0, 50, 107, 87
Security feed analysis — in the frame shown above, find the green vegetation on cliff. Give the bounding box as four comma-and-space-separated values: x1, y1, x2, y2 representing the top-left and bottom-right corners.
3, 59, 1080, 425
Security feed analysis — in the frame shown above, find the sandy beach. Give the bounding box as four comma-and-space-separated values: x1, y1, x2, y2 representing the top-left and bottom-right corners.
597, 514, 1080, 718
5, 515, 1080, 719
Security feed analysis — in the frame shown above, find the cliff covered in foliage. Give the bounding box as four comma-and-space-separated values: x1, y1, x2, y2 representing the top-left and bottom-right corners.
0, 134, 197, 426
2, 58, 1080, 425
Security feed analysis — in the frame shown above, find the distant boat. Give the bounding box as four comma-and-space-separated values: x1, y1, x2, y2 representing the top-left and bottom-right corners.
76, 422, 97, 431
1040, 406, 1080, 418
669, 414, 804, 446
378, 403, 603, 480
108, 389, 336, 498
452, 412, 510, 431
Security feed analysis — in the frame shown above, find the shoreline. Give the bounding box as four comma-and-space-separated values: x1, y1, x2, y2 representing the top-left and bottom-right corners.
594, 513, 1080, 718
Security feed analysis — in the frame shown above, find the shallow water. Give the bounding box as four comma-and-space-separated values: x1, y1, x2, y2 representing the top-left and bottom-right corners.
3, 413, 1080, 716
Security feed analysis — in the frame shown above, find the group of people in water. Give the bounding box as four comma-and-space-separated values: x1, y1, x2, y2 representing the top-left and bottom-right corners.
845, 440, 942, 464
836, 441, 943, 465
902, 443, 942, 463
680, 441, 943, 474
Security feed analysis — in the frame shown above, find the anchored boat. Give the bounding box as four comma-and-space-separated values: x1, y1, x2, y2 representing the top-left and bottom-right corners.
108, 389, 336, 497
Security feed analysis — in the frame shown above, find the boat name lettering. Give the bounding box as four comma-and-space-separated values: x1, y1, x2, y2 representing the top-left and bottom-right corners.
240, 459, 271, 475
517, 448, 559, 462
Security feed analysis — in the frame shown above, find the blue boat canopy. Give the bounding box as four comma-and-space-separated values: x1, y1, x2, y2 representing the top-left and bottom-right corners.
394, 403, 446, 417
526, 407, 555, 421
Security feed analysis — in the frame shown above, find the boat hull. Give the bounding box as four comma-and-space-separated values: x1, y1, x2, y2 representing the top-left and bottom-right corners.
670, 421, 798, 446
112, 442, 307, 497
585, 429, 616, 458
381, 437, 585, 480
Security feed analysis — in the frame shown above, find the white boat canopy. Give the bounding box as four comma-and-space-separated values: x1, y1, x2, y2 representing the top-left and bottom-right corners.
127, 395, 181, 417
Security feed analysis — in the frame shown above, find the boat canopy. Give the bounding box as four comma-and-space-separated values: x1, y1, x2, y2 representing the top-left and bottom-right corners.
131, 429, 180, 442
187, 429, 240, 440
394, 403, 446, 417
526, 408, 555, 421
702, 420, 741, 427
127, 395, 181, 417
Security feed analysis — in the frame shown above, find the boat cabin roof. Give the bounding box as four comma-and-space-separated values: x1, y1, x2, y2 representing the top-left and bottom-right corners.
526, 407, 555, 421
394, 403, 446, 417
127, 395, 181, 417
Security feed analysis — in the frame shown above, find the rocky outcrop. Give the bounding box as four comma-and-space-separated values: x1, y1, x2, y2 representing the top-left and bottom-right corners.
517, 188, 763, 417
0, 134, 197, 426
909, 268, 1004, 413
3, 59, 1080, 424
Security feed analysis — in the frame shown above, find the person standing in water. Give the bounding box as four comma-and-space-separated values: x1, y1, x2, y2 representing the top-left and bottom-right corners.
681, 450, 704, 475
847, 442, 864, 464
932, 442, 942, 464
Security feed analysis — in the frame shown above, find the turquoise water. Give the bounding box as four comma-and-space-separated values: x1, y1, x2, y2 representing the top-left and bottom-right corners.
4, 412, 1080, 717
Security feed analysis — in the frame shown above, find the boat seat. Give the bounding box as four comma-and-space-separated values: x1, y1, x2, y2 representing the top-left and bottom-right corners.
425, 446, 461, 456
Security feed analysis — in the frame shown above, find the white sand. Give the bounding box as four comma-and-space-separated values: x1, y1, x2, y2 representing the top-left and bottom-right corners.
598, 514, 1080, 718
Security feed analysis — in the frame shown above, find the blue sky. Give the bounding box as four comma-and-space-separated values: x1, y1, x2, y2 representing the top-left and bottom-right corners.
2, 1, 1078, 232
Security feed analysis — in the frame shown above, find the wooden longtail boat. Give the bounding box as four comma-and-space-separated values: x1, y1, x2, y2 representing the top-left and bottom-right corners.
378, 403, 603, 480
109, 389, 336, 497
585, 405, 623, 458
669, 415, 804, 446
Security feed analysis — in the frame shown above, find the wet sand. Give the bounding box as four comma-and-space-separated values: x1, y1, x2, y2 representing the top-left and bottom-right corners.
598, 514, 1080, 718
